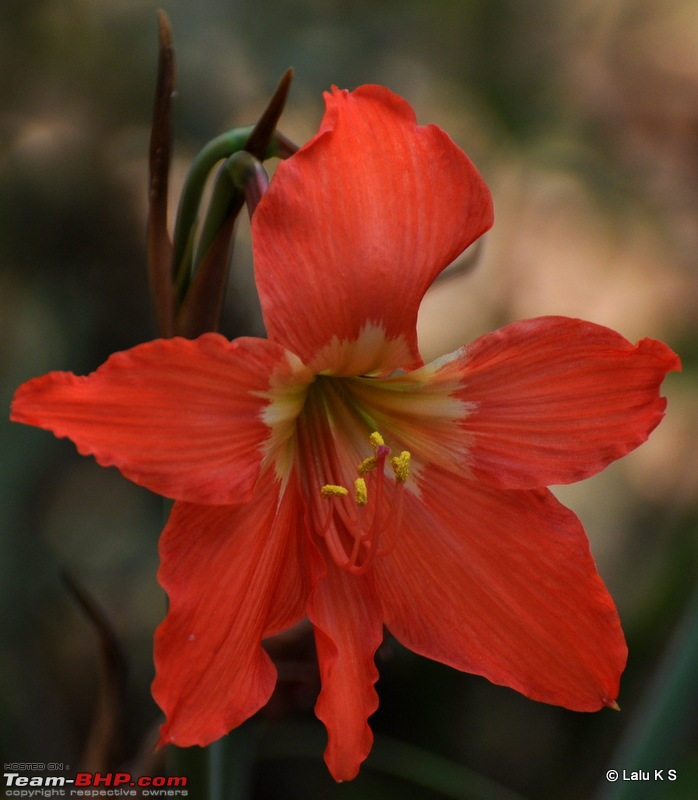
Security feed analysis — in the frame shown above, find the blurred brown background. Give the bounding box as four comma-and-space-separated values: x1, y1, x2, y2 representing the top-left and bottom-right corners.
1, 1, 696, 798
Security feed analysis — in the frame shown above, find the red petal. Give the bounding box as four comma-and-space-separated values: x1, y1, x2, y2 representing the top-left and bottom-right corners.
307, 545, 383, 781
153, 471, 308, 746
435, 316, 679, 488
336, 317, 678, 488
376, 469, 627, 710
252, 84, 493, 375
11, 334, 311, 504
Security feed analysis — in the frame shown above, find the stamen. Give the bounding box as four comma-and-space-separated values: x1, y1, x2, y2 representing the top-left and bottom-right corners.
377, 484, 405, 557
333, 495, 361, 532
321, 484, 349, 498
391, 451, 411, 483
346, 499, 367, 569
354, 477, 368, 506
317, 431, 412, 575
319, 484, 347, 537
369, 431, 385, 449
323, 523, 356, 568
358, 456, 377, 475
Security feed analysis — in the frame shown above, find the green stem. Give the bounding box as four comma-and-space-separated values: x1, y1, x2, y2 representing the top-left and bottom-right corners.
257, 722, 529, 800
370, 734, 531, 800
596, 583, 698, 800
171, 127, 253, 282
171, 128, 288, 295
190, 153, 267, 275
207, 726, 259, 800
207, 739, 225, 800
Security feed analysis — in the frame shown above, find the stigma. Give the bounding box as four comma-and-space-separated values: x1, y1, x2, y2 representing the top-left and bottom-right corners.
319, 431, 410, 574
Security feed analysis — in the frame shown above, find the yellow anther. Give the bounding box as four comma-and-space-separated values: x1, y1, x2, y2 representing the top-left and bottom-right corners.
390, 451, 411, 483
321, 484, 349, 498
358, 456, 378, 475
369, 431, 385, 449
354, 477, 368, 506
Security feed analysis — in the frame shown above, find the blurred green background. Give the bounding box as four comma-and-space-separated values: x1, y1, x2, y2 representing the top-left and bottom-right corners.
1, 1, 696, 798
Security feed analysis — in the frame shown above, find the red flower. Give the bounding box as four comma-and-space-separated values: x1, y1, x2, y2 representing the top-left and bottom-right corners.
11, 85, 680, 781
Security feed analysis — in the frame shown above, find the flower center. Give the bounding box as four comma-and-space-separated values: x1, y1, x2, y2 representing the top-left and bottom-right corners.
318, 431, 411, 575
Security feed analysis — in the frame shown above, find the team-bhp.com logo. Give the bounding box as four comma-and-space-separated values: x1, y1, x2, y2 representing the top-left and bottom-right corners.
4, 771, 187, 795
